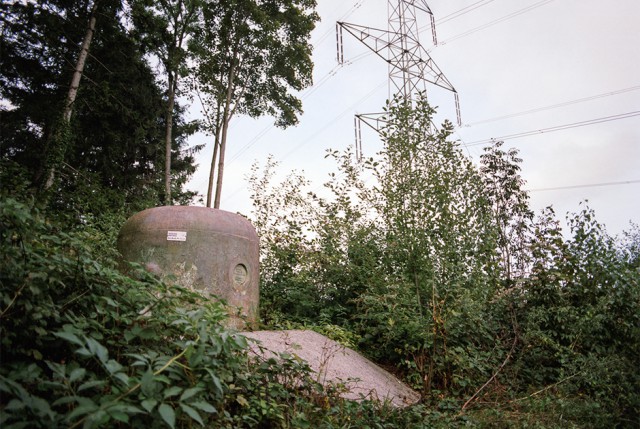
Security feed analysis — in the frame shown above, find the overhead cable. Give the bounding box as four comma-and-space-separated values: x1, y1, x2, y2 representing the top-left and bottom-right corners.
464, 85, 640, 127
463, 110, 640, 147
439, 0, 554, 45
529, 179, 640, 192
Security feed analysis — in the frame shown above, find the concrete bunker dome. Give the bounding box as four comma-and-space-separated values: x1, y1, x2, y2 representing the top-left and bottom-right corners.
117, 206, 259, 329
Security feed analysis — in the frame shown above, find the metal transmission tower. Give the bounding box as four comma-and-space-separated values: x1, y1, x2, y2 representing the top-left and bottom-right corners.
336, 0, 460, 161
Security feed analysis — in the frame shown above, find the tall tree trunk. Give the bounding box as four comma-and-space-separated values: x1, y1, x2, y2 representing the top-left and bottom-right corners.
213, 60, 238, 209
206, 100, 223, 207
42, 0, 98, 191
164, 72, 177, 205
206, 134, 220, 207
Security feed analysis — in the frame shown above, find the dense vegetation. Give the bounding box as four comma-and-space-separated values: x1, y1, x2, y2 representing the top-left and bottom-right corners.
1, 0, 639, 427
249, 95, 640, 427
2, 98, 639, 428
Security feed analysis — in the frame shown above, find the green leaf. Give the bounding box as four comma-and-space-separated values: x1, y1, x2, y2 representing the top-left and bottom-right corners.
53, 331, 84, 347
155, 374, 172, 384
107, 410, 129, 423
107, 403, 144, 419
137, 327, 157, 340
141, 398, 157, 413
158, 403, 176, 429
78, 380, 106, 392
86, 338, 108, 363
102, 297, 119, 308
83, 409, 108, 429
141, 369, 155, 397
52, 396, 78, 407
236, 395, 249, 407
180, 403, 204, 426
210, 375, 223, 396
104, 360, 122, 375
179, 386, 203, 402
190, 401, 217, 414
163, 386, 182, 399
113, 372, 130, 386
31, 396, 53, 418
69, 368, 86, 383
67, 399, 98, 421
5, 399, 25, 411
75, 347, 92, 358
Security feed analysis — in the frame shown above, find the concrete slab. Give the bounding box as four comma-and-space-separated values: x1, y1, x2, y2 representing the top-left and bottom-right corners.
242, 330, 420, 407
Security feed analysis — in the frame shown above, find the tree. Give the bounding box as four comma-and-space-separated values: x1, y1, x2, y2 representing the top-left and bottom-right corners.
191, 0, 318, 208
249, 95, 505, 397
42, 0, 99, 192
479, 141, 533, 285
355, 95, 502, 397
131, 0, 202, 205
513, 205, 640, 425
1, 0, 98, 187
1, 0, 200, 220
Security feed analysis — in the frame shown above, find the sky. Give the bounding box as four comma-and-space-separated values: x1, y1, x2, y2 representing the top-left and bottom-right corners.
186, 0, 640, 237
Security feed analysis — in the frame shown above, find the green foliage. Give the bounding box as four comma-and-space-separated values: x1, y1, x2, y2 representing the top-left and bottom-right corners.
1, 197, 476, 428
479, 140, 533, 284
512, 205, 640, 425
249, 95, 640, 427
1, 0, 201, 216
192, 0, 319, 128
354, 95, 505, 398
0, 197, 236, 427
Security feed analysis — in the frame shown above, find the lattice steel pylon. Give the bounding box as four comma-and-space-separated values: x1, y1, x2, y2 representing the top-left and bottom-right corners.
337, 0, 460, 161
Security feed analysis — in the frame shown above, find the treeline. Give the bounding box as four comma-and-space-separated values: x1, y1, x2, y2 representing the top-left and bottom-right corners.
249, 94, 640, 427
1, 94, 638, 427
1, 0, 318, 218
2, 1, 639, 426
1, 0, 198, 230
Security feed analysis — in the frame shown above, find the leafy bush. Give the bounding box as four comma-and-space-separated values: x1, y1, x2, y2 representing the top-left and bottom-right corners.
3, 197, 480, 428
0, 197, 245, 427
248, 96, 640, 427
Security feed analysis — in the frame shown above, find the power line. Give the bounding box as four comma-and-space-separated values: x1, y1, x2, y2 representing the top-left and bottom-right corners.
529, 179, 640, 192
221, 79, 388, 203
439, 0, 497, 23
313, 1, 363, 46
463, 110, 640, 147
416, 0, 498, 39
463, 85, 640, 127
280, 79, 388, 161
226, 1, 563, 167
439, 0, 554, 45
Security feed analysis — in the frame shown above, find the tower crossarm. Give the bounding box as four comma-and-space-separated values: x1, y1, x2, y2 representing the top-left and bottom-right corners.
401, 0, 433, 15
337, 21, 456, 93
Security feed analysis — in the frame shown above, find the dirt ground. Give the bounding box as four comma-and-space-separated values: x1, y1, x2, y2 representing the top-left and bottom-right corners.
242, 329, 420, 407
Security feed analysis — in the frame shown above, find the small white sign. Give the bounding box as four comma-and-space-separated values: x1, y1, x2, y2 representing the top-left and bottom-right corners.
167, 231, 187, 242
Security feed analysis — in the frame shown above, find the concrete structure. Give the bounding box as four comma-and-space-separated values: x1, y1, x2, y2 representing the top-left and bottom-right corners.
243, 330, 421, 407
117, 206, 259, 329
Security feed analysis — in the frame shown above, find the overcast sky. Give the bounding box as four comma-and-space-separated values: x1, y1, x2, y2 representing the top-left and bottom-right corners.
186, 0, 640, 237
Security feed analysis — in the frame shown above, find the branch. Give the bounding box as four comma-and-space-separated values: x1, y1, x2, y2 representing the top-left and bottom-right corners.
69, 339, 196, 429
509, 372, 580, 403
460, 308, 519, 412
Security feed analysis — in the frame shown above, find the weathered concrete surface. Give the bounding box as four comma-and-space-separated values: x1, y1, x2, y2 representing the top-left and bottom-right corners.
242, 330, 420, 407
117, 206, 259, 329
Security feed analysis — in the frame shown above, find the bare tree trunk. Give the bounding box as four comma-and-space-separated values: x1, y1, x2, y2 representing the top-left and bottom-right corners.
63, 2, 97, 122
206, 133, 220, 207
206, 100, 223, 207
164, 72, 177, 205
162, 0, 198, 206
42, 0, 98, 190
213, 109, 230, 209
213, 60, 238, 209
